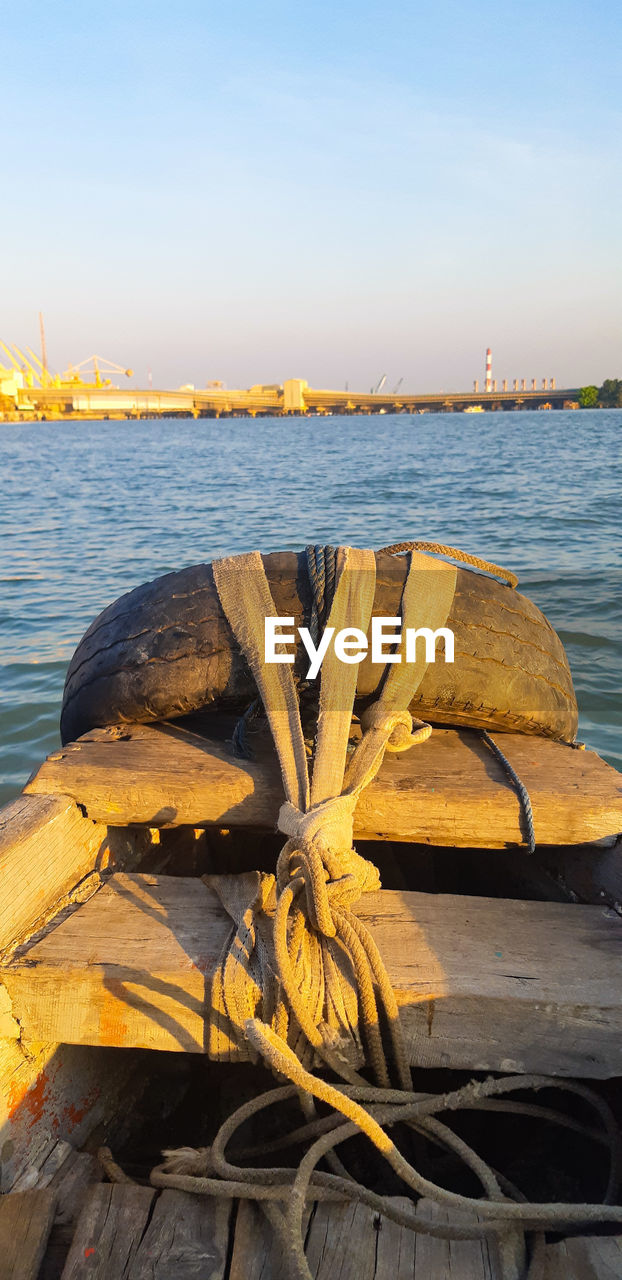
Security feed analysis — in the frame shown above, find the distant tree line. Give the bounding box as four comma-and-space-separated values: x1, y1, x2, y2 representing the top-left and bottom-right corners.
579, 379, 622, 408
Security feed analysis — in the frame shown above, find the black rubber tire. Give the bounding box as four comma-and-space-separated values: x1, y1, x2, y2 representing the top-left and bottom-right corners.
61, 551, 578, 745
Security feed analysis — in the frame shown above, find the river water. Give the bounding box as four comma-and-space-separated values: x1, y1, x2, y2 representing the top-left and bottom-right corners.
1, 409, 620, 806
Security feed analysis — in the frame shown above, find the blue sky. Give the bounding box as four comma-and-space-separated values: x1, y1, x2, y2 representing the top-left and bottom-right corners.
2, 1, 621, 391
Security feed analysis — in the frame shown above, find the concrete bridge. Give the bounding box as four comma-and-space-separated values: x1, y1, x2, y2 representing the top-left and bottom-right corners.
6, 379, 580, 420
296, 382, 579, 415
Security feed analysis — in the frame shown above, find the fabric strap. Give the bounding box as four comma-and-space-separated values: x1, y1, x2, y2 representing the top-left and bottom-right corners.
207, 545, 456, 1068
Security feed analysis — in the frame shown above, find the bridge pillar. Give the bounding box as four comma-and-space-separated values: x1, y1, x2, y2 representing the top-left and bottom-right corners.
283, 379, 308, 413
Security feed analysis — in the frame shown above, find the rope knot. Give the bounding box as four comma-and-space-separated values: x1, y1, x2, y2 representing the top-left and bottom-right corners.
277, 796, 380, 936
359, 705, 432, 752
278, 794, 357, 856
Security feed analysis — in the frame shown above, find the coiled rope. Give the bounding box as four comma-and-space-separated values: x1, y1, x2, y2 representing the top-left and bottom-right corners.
153, 1073, 622, 1280
148, 544, 618, 1279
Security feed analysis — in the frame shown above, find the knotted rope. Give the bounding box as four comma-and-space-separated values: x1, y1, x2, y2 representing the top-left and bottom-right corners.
151, 544, 621, 1279
201, 547, 462, 1261
207, 546, 452, 1084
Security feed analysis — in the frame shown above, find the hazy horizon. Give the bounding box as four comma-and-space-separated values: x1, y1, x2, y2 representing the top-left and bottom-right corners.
3, 1, 621, 392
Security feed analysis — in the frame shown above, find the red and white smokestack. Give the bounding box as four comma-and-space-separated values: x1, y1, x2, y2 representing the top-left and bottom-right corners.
485, 348, 492, 393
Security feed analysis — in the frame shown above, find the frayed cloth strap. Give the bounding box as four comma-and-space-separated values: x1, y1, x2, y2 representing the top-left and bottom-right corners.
355, 549, 457, 764
213, 549, 457, 819
213, 551, 310, 814
212, 546, 459, 910
374, 549, 457, 719
213, 547, 378, 857
208, 545, 457, 1078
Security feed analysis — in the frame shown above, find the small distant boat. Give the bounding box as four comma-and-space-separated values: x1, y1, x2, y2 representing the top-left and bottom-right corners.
464, 404, 484, 413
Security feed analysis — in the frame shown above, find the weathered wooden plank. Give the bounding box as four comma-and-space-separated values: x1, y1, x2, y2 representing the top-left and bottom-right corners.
36, 1153, 104, 1280
412, 1199, 507, 1280
5, 873, 622, 1077
0, 1038, 143, 1193
47, 1151, 103, 1228
0, 794, 109, 957
24, 722, 622, 848
227, 1199, 278, 1280
0, 797, 165, 1192
544, 1232, 622, 1278
12, 1139, 73, 1193
60, 1183, 155, 1279
0, 1188, 57, 1280
229, 1197, 495, 1279
306, 1200, 383, 1278
128, 1188, 232, 1278
0, 794, 158, 956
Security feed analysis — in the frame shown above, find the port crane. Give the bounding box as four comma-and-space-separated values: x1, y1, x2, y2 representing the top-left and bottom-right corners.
0, 341, 40, 387
12, 345, 43, 387
13, 343, 60, 388
24, 346, 62, 387
61, 356, 133, 388
1, 332, 133, 391
39, 312, 49, 385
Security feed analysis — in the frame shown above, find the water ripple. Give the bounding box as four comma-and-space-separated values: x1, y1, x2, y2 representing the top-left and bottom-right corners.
1, 408, 620, 802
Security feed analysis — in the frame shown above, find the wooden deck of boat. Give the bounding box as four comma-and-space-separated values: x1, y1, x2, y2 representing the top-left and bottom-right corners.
3, 721, 622, 1276
5, 1171, 622, 1280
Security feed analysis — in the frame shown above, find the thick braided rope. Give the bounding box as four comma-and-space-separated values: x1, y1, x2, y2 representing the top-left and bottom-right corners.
379, 540, 519, 588
209, 547, 442, 1083
153, 1071, 622, 1280
305, 544, 338, 646
156, 544, 621, 1279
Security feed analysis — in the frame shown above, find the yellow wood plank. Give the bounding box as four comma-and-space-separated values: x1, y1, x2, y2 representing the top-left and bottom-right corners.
0, 802, 160, 1195
0, 794, 108, 956
24, 722, 622, 848
5, 873, 622, 1077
